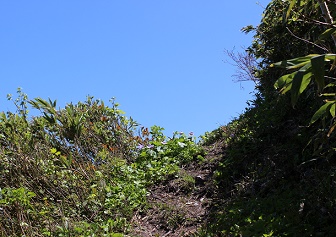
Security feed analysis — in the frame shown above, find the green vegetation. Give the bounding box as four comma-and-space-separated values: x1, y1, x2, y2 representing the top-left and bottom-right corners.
0, 90, 203, 236
199, 0, 336, 236
2, 0, 336, 236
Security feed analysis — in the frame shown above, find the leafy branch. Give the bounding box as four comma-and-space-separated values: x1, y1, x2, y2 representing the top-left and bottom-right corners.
273, 0, 336, 155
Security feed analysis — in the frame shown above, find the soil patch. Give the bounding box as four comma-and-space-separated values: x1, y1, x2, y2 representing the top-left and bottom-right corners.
130, 140, 225, 236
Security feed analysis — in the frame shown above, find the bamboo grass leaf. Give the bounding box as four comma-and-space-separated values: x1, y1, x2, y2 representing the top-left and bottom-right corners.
290, 63, 312, 106
310, 101, 333, 125
271, 54, 318, 69
330, 103, 336, 117
311, 55, 325, 92
274, 73, 294, 90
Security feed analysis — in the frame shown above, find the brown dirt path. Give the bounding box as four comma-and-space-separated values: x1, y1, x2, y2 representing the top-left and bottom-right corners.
129, 140, 225, 237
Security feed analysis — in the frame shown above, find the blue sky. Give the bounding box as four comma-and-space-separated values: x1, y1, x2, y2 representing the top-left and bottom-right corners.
1, 1, 270, 138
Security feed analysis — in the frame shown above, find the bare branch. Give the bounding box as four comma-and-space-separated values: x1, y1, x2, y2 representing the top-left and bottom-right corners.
285, 0, 336, 51
317, 0, 336, 46
286, 27, 329, 52
317, 0, 336, 47
223, 48, 259, 85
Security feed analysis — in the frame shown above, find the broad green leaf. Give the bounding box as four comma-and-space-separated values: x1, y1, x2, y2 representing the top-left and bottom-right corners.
300, 72, 312, 93
271, 54, 318, 69
310, 101, 333, 125
330, 103, 336, 117
281, 82, 293, 94
324, 54, 336, 61
274, 73, 294, 89
291, 71, 305, 107
311, 55, 325, 92
290, 63, 312, 106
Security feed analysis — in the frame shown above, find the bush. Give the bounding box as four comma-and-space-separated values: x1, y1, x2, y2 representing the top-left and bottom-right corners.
0, 91, 204, 236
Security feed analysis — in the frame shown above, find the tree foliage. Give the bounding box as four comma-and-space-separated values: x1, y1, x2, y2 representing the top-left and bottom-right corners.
272, 0, 336, 157
201, 1, 336, 236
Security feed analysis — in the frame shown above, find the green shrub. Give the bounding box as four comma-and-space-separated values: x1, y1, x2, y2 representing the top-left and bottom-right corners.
0, 91, 204, 236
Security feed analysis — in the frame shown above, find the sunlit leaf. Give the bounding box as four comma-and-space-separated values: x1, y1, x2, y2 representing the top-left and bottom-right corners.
310, 101, 333, 125
50, 148, 57, 154
274, 72, 296, 94
291, 63, 312, 106
300, 72, 312, 93
330, 103, 336, 117
271, 54, 318, 69
325, 54, 336, 60
274, 73, 292, 89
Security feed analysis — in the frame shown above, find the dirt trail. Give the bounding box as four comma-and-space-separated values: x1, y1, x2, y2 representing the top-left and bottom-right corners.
130, 141, 224, 237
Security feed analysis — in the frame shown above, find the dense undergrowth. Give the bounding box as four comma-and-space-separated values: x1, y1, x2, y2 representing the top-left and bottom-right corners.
2, 0, 336, 236
0, 90, 204, 236
2, 87, 336, 236
198, 0, 336, 236
199, 107, 336, 236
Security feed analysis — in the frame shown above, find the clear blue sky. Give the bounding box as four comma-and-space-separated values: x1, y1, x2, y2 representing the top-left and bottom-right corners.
1, 0, 270, 138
